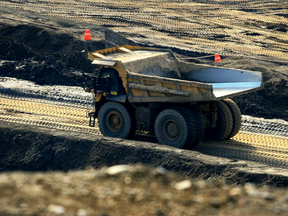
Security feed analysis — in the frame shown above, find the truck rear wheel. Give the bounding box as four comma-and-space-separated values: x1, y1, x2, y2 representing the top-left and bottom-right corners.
154, 107, 194, 148
204, 101, 233, 141
223, 98, 242, 139
186, 107, 205, 149
98, 102, 135, 139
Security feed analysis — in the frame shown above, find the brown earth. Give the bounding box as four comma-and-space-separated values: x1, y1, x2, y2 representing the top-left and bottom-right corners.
0, 2, 288, 216
1, 6, 288, 121
1, 121, 288, 216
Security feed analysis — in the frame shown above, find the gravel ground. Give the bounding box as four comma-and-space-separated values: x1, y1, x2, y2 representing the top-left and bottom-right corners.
1, 120, 288, 216
1, 164, 288, 216
1, 5, 288, 216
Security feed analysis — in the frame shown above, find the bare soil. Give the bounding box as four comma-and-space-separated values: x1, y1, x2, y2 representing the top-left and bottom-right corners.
0, 3, 288, 216
1, 121, 288, 216
1, 7, 287, 121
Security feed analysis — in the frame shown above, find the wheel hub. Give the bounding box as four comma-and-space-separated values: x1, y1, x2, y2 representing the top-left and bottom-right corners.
112, 116, 120, 125
167, 122, 178, 137
106, 111, 123, 133
163, 119, 180, 142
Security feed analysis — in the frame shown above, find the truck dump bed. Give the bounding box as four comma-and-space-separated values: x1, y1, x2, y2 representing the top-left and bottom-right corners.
88, 45, 262, 103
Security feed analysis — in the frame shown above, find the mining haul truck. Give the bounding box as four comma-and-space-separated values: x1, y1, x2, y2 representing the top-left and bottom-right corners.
85, 45, 262, 149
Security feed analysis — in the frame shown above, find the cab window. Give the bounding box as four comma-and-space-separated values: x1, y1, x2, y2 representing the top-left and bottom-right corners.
101, 72, 111, 81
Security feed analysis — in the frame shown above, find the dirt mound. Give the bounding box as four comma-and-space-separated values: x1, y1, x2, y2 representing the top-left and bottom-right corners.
0, 21, 133, 55
0, 20, 136, 86
0, 36, 36, 60
233, 92, 287, 120
0, 23, 81, 54
0, 10, 138, 85
1, 163, 288, 216
0, 54, 86, 86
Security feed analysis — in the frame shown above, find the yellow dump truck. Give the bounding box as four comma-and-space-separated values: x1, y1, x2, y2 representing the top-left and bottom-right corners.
86, 45, 262, 149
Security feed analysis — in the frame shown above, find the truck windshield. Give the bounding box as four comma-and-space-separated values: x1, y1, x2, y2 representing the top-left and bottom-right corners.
101, 72, 118, 83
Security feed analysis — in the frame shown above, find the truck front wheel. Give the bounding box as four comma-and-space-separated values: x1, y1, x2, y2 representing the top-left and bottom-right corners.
154, 107, 194, 148
98, 102, 135, 139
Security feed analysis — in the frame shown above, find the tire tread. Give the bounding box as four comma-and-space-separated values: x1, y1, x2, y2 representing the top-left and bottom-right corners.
98, 101, 135, 139
155, 107, 194, 148
223, 98, 242, 139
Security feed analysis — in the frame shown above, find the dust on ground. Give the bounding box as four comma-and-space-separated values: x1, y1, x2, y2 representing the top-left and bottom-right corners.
1, 5, 288, 216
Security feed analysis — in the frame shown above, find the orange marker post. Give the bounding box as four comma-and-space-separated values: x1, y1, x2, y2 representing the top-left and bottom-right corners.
84, 29, 91, 40
215, 54, 221, 62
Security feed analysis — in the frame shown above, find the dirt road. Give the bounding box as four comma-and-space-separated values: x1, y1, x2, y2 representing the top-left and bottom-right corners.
1, 1, 288, 215
1, 93, 288, 168
1, 0, 288, 59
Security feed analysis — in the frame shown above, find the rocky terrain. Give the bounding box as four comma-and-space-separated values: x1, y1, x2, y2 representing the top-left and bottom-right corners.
0, 2, 288, 215
2, 163, 288, 216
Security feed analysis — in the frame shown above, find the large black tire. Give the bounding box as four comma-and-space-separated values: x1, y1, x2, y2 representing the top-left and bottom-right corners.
204, 101, 233, 141
187, 107, 205, 149
154, 107, 194, 149
223, 98, 242, 139
98, 102, 135, 139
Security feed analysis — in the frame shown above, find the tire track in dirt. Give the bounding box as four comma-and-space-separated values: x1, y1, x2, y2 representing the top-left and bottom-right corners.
1, 97, 288, 168
1, 0, 288, 59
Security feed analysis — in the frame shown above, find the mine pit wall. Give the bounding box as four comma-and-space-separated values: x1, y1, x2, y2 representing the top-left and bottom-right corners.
1, 120, 288, 187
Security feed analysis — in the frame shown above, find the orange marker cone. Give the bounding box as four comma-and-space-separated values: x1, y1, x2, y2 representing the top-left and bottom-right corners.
84, 29, 91, 40
215, 54, 221, 62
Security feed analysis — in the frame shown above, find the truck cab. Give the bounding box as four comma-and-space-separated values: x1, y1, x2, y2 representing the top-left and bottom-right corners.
93, 68, 126, 96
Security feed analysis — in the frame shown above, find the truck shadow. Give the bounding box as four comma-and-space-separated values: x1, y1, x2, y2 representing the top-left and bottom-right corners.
195, 139, 287, 168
